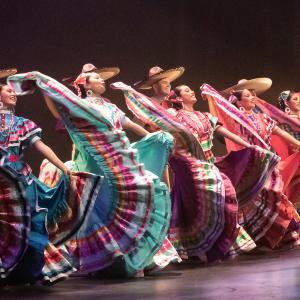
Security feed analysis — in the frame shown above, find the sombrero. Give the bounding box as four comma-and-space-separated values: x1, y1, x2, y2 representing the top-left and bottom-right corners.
62, 63, 120, 86
0, 68, 17, 79
220, 78, 272, 97
134, 66, 185, 90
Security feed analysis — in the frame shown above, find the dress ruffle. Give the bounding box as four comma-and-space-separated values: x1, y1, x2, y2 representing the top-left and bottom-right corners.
110, 83, 284, 260
0, 167, 30, 279
201, 83, 300, 249
63, 129, 173, 276
8, 72, 175, 276
168, 151, 227, 258
0, 148, 101, 285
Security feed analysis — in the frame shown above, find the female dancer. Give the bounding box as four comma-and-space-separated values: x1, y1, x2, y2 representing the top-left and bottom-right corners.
111, 82, 278, 261
276, 90, 300, 207
8, 66, 179, 277
277, 90, 300, 154
201, 81, 300, 250
0, 70, 102, 285
237, 88, 300, 208
166, 85, 281, 260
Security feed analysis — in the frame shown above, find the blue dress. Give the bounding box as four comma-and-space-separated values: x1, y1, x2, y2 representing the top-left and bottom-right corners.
0, 111, 101, 284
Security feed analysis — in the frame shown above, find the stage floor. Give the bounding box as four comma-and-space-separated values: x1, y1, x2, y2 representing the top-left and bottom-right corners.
2, 248, 300, 300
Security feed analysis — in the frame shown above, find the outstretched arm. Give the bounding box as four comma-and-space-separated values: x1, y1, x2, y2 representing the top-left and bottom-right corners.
33, 140, 70, 175
132, 116, 146, 127
123, 118, 150, 137
273, 125, 300, 149
43, 93, 60, 119
215, 125, 251, 148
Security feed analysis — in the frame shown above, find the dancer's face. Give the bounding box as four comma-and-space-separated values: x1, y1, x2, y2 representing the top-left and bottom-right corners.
85, 72, 106, 95
238, 89, 256, 111
178, 85, 197, 104
287, 92, 300, 113
0, 85, 17, 109
153, 78, 171, 96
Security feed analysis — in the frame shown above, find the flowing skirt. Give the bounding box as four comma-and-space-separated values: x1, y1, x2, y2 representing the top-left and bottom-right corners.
40, 131, 178, 276
0, 162, 101, 285
169, 146, 279, 261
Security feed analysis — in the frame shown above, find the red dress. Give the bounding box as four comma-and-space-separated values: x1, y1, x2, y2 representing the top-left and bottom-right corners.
201, 83, 300, 249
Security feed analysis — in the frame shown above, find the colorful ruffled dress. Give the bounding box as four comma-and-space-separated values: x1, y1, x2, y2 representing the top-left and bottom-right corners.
39, 133, 181, 274
247, 98, 300, 210
8, 72, 177, 276
275, 115, 300, 210
168, 109, 279, 259
110, 83, 278, 261
201, 83, 300, 249
0, 111, 102, 285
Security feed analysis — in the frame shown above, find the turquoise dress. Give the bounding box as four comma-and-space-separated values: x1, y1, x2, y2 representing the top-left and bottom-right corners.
8, 72, 175, 276
0, 111, 101, 285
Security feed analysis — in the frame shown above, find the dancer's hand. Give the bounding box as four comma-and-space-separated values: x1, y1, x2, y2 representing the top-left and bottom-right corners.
21, 80, 37, 93
61, 166, 72, 176
289, 143, 299, 153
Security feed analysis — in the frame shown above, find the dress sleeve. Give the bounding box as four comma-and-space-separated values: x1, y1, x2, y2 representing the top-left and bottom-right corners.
166, 108, 177, 116
264, 114, 277, 132
206, 113, 222, 131
19, 118, 42, 149
114, 105, 127, 127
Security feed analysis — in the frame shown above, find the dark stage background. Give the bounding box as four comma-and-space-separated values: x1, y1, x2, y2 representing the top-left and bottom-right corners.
1, 0, 300, 173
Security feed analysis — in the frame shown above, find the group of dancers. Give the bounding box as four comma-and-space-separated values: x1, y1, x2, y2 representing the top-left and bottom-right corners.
1, 63, 300, 286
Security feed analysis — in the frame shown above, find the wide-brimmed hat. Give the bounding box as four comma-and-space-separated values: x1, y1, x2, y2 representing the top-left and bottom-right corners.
221, 78, 272, 97
62, 63, 120, 86
0, 68, 17, 79
134, 66, 185, 90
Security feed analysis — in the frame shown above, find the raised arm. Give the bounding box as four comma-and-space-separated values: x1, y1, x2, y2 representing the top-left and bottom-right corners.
122, 118, 150, 137
215, 125, 251, 148
43, 93, 60, 119
132, 116, 146, 127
